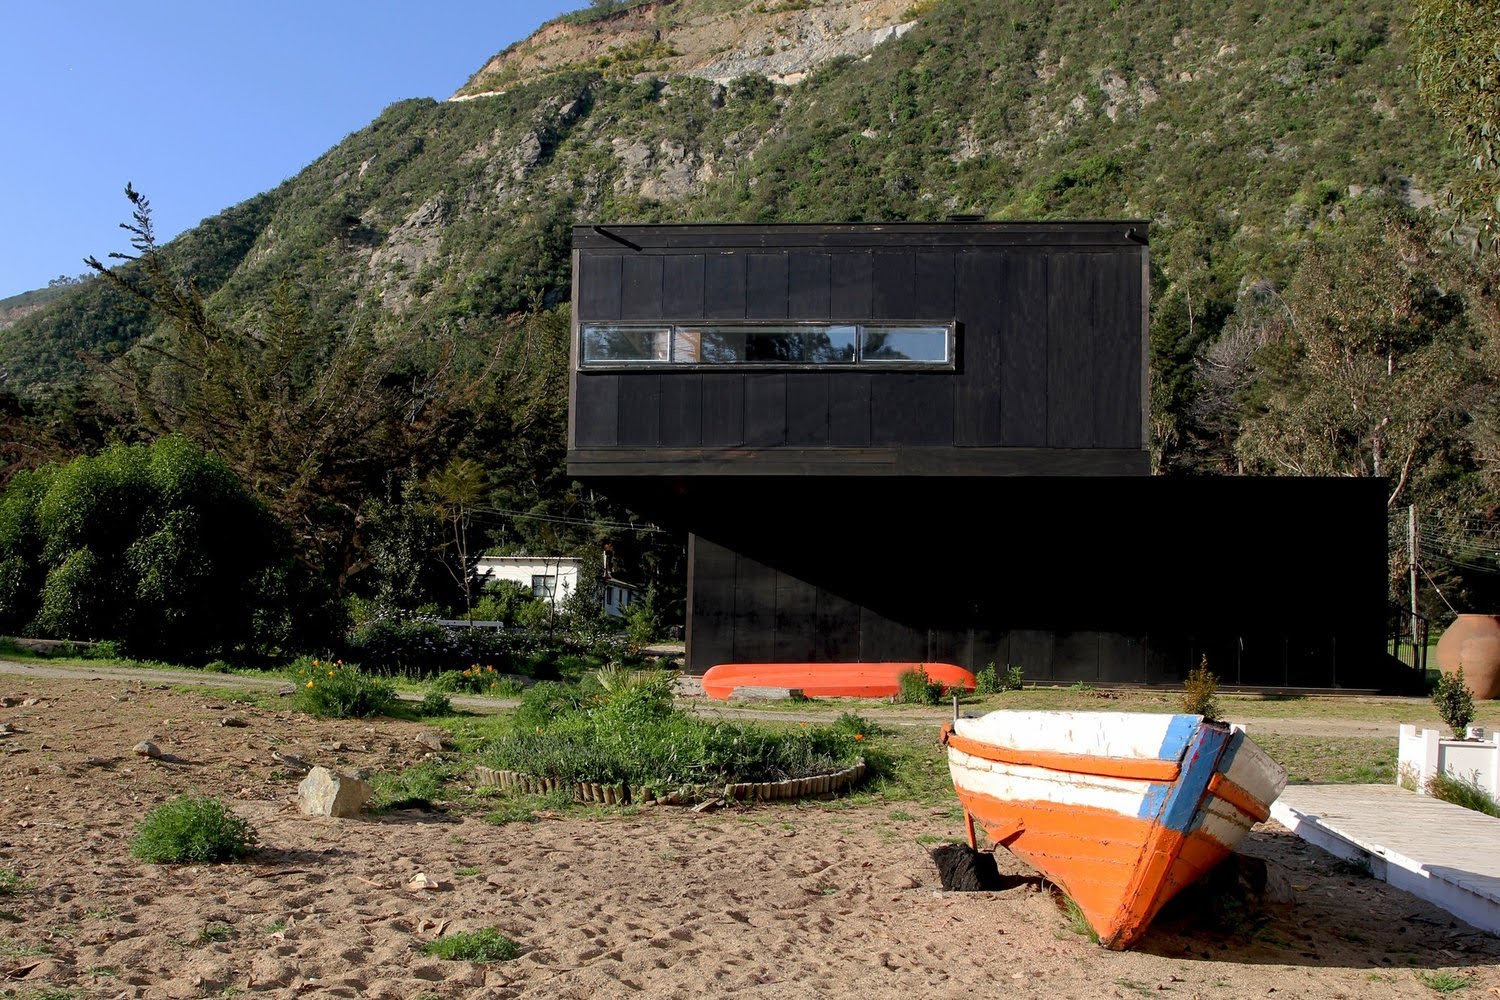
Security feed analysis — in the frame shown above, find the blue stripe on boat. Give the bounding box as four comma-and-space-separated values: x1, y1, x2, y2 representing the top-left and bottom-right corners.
1151, 724, 1233, 833
1155, 714, 1200, 762
1138, 781, 1173, 819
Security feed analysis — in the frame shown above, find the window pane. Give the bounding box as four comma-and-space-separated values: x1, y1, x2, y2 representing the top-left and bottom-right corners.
806, 325, 858, 363
581, 325, 670, 363
859, 325, 949, 364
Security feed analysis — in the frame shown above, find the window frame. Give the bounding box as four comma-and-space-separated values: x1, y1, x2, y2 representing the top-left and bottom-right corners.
578, 320, 957, 372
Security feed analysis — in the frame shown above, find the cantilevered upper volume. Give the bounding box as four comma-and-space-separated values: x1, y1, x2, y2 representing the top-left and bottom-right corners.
568, 221, 1152, 480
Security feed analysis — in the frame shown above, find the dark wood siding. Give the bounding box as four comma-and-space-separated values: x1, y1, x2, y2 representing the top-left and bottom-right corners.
571, 224, 1150, 476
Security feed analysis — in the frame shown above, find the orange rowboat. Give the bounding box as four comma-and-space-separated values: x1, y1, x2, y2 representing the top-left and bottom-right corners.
702, 662, 976, 700
942, 710, 1286, 950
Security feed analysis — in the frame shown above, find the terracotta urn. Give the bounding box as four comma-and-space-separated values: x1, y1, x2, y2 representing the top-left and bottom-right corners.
1435, 614, 1500, 700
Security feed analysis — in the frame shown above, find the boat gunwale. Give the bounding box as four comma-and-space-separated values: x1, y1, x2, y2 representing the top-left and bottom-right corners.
941, 724, 1183, 783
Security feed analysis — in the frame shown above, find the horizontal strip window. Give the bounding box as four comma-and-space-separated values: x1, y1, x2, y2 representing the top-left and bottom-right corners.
580, 322, 953, 368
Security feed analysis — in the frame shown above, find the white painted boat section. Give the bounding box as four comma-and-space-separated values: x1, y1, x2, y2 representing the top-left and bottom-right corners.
1220, 735, 1288, 805
948, 748, 1152, 817
953, 711, 1194, 760
1272, 784, 1500, 936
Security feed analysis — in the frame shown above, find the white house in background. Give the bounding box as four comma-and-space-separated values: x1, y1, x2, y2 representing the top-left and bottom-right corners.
474, 555, 641, 617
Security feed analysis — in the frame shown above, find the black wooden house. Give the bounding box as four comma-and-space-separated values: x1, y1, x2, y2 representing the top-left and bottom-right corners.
567, 222, 1387, 687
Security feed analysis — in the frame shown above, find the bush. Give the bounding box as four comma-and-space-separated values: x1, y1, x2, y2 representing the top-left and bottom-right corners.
1181, 656, 1221, 722
418, 689, 454, 717
0, 438, 329, 662
131, 795, 257, 863
1433, 668, 1477, 738
1426, 770, 1500, 817
897, 667, 945, 705
289, 657, 396, 718
424, 927, 521, 962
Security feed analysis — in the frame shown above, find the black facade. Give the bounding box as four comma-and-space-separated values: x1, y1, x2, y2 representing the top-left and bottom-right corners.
568, 223, 1387, 686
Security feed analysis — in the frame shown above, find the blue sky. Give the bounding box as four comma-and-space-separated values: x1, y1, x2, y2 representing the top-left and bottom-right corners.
0, 1, 578, 299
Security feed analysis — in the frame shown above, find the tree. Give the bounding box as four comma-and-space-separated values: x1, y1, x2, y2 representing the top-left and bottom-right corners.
1412, 0, 1500, 252
1235, 208, 1482, 508
84, 185, 509, 584
423, 457, 488, 621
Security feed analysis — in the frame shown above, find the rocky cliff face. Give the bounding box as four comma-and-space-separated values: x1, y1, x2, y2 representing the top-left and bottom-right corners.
455, 0, 917, 96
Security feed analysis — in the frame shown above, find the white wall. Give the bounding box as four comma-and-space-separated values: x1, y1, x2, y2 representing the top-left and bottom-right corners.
475, 556, 580, 609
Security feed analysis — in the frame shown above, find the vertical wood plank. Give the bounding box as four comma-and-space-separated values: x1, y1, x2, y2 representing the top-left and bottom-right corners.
954, 250, 1004, 446
577, 253, 622, 320
700, 375, 745, 446
733, 552, 776, 662
1000, 252, 1048, 446
830, 251, 873, 317
871, 253, 915, 319
663, 254, 705, 318
620, 255, 663, 320
572, 376, 619, 447
1047, 252, 1095, 447
914, 251, 956, 318
1094, 250, 1143, 448
743, 374, 787, 446
659, 374, 703, 447
785, 373, 830, 446
704, 253, 747, 319
688, 535, 735, 672
828, 373, 871, 446
788, 252, 832, 320
773, 570, 817, 661
616, 374, 661, 446
746, 254, 789, 320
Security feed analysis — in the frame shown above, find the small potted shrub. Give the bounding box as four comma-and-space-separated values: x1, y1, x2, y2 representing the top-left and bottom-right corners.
1433, 667, 1477, 739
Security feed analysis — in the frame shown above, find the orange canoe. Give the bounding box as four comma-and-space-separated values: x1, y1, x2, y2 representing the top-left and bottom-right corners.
702, 661, 976, 699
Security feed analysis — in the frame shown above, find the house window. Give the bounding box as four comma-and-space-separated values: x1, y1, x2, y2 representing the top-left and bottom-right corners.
531, 574, 558, 600
580, 322, 952, 369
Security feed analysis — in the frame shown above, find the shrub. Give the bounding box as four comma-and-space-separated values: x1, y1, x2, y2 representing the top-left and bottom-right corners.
1433, 668, 1477, 738
432, 664, 508, 695
1181, 656, 1221, 722
424, 927, 521, 962
974, 662, 999, 695
418, 689, 453, 717
975, 663, 1023, 695
131, 795, 257, 863
1426, 770, 1500, 817
0, 438, 328, 662
288, 657, 396, 719
897, 667, 944, 705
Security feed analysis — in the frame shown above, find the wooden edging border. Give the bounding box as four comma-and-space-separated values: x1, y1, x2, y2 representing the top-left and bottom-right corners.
474, 758, 867, 806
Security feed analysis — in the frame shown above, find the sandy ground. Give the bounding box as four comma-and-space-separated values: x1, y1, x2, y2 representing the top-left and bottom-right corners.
2, 673, 1499, 1000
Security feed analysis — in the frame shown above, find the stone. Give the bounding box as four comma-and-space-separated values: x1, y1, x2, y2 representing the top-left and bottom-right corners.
21, 697, 40, 707
0, 697, 16, 707
730, 686, 803, 701
691, 798, 723, 814
133, 741, 161, 759
297, 766, 371, 818
414, 731, 448, 752
220, 717, 249, 728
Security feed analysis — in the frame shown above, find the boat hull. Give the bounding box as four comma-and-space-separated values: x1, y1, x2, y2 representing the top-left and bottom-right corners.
943, 711, 1286, 949
702, 661, 976, 699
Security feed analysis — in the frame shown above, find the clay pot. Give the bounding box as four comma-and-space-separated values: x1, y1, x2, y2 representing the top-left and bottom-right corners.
1435, 614, 1500, 699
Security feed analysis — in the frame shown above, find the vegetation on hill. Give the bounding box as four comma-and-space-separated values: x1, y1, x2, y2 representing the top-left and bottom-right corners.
1, 0, 1498, 637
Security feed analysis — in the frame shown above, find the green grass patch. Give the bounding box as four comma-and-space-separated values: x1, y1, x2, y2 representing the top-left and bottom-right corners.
371, 761, 455, 812
1058, 893, 1100, 943
0, 867, 28, 896
483, 789, 579, 824
423, 927, 521, 962
1254, 734, 1396, 784
130, 795, 257, 864
481, 674, 866, 792
1417, 969, 1471, 993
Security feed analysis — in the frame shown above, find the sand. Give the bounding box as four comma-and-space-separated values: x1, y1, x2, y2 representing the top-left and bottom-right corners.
2, 673, 1499, 999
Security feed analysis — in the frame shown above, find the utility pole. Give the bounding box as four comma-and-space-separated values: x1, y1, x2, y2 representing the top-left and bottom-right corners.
1409, 504, 1419, 647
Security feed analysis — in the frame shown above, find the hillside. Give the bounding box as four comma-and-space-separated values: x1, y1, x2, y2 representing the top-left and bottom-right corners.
3, 0, 1495, 613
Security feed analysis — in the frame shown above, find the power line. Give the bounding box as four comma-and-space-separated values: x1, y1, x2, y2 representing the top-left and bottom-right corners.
467, 504, 665, 534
